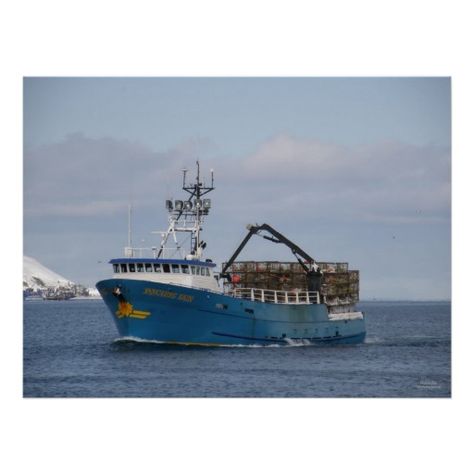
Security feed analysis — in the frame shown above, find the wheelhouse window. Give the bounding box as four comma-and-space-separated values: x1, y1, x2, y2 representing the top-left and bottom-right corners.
154, 263, 162, 273
205, 268, 210, 276
145, 263, 152, 272
129, 263, 136, 272
181, 264, 189, 274
172, 264, 180, 274
137, 263, 144, 272
191, 266, 196, 275
162, 263, 170, 273
113, 264, 119, 273
120, 263, 127, 273
200, 267, 206, 276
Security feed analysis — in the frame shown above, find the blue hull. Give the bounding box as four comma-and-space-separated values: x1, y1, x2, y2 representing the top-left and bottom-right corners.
96, 279, 366, 346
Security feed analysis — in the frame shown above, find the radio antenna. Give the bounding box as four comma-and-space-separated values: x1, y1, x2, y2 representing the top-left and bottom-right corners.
128, 204, 132, 248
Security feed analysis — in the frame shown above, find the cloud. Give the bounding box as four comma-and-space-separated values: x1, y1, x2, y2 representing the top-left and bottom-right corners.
24, 199, 131, 218
24, 133, 451, 227
212, 134, 451, 225
24, 133, 214, 218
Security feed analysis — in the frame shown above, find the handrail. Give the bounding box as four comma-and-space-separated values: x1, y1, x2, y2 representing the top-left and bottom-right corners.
124, 245, 184, 259
231, 287, 321, 305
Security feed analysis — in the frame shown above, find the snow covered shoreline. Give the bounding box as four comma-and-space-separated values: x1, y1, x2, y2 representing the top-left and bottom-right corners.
23, 255, 99, 298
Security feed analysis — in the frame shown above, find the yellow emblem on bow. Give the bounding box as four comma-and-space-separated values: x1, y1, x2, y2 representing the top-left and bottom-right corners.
116, 301, 150, 319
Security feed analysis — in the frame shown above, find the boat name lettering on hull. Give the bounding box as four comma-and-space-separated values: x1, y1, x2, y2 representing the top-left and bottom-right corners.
143, 287, 194, 302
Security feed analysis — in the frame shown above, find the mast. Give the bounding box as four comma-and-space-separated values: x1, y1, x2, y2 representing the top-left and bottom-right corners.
154, 162, 215, 259
194, 160, 201, 256
123, 203, 133, 257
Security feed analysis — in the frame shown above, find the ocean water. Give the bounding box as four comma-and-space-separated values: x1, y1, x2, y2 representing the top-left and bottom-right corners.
23, 300, 451, 397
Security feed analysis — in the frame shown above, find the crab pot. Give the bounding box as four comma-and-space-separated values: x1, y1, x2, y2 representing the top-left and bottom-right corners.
223, 260, 360, 305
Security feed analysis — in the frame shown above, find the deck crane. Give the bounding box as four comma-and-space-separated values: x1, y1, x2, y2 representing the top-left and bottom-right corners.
220, 223, 323, 292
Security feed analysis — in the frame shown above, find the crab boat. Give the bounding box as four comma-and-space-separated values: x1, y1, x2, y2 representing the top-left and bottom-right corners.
96, 163, 366, 346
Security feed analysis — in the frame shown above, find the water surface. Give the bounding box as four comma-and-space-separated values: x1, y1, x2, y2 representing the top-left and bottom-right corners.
23, 300, 451, 397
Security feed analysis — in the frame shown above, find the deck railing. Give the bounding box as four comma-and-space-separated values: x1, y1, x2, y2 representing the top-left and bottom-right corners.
231, 287, 321, 305
124, 246, 185, 259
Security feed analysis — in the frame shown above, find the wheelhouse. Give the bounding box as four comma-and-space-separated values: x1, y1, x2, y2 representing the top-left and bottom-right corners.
109, 258, 219, 291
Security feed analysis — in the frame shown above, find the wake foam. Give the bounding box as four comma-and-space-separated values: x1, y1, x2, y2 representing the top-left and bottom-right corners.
283, 337, 313, 347
113, 336, 316, 349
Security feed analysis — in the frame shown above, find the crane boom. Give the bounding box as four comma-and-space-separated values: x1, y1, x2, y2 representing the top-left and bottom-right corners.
221, 223, 319, 276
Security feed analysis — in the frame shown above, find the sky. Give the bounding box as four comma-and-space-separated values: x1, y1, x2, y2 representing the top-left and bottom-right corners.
23, 77, 451, 299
